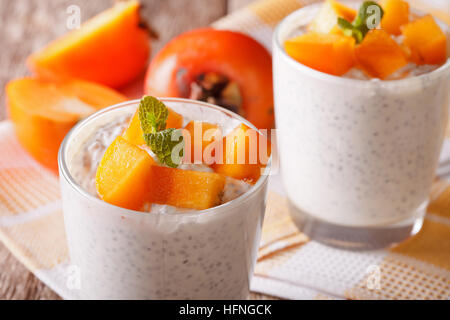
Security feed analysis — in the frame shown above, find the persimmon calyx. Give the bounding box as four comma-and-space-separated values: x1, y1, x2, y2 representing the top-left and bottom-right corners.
188, 72, 244, 116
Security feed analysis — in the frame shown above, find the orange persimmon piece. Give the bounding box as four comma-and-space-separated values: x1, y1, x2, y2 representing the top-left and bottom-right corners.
58, 79, 127, 109
122, 110, 145, 145
166, 108, 184, 129
381, 0, 410, 35
308, 0, 357, 34
122, 108, 183, 145
148, 166, 226, 210
330, 25, 344, 36
401, 15, 447, 65
96, 136, 155, 210
6, 78, 126, 172
211, 124, 271, 184
355, 30, 408, 79
183, 121, 220, 164
27, 1, 150, 88
285, 33, 355, 76
332, 0, 357, 22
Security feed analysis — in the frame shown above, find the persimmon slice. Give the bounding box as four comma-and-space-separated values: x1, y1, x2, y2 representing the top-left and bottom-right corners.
27, 0, 150, 88
285, 33, 355, 76
58, 79, 127, 109
122, 108, 183, 145
211, 124, 271, 184
96, 136, 155, 210
6, 78, 126, 172
401, 15, 447, 65
355, 30, 408, 79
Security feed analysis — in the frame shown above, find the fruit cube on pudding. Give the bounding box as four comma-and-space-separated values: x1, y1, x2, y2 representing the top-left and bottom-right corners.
96, 136, 155, 210
147, 166, 226, 210
380, 0, 410, 35
285, 33, 355, 76
308, 0, 357, 34
355, 30, 408, 79
6, 77, 126, 172
211, 124, 271, 184
122, 108, 183, 145
183, 121, 220, 164
401, 15, 447, 65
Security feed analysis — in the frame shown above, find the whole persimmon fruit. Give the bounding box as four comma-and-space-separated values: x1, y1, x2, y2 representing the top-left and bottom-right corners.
144, 28, 274, 129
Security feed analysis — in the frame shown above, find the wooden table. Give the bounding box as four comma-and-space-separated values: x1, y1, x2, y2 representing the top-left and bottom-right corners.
0, 0, 277, 300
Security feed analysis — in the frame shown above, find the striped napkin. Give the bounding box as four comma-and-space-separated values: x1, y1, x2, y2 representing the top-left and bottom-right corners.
1, 0, 449, 300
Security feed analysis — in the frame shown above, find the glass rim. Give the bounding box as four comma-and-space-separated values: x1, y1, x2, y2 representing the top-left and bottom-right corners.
58, 97, 271, 219
272, 1, 450, 87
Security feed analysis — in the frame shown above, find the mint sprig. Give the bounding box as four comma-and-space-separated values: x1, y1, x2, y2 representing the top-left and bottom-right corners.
139, 95, 169, 134
139, 96, 184, 167
144, 128, 184, 168
338, 17, 364, 43
337, 1, 384, 43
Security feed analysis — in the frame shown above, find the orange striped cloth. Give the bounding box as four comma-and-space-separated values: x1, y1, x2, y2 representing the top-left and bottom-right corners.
0, 0, 449, 299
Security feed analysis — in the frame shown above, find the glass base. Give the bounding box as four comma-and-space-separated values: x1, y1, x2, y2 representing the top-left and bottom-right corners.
288, 201, 426, 250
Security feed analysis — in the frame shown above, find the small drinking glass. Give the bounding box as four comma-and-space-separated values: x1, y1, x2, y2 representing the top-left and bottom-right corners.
59, 98, 270, 299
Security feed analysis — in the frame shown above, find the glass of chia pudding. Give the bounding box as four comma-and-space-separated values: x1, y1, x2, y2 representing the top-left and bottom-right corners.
58, 97, 271, 299
273, 0, 449, 249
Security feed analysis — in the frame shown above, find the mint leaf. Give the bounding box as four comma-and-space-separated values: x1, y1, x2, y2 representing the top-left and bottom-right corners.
144, 128, 184, 168
139, 95, 168, 134
138, 96, 184, 168
337, 17, 354, 30
337, 1, 384, 43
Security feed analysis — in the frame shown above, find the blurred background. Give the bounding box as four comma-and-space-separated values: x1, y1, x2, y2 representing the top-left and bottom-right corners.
0, 0, 253, 120
0, 0, 253, 300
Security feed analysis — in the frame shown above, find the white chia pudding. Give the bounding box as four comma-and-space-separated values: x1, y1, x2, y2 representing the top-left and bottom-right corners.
59, 100, 269, 299
273, 3, 450, 227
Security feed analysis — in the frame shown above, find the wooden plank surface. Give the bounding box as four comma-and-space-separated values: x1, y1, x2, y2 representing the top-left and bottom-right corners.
0, 0, 277, 300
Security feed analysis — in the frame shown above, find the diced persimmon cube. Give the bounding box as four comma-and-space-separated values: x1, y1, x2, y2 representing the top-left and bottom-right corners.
183, 121, 220, 164
122, 110, 145, 145
122, 107, 183, 145
355, 30, 407, 79
401, 15, 447, 65
285, 33, 355, 76
308, 0, 356, 34
166, 108, 184, 129
148, 166, 225, 210
331, 0, 357, 22
96, 136, 155, 210
329, 25, 343, 35
211, 124, 271, 184
380, 0, 410, 35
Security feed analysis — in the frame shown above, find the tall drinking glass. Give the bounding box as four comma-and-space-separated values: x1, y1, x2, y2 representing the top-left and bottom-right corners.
273, 3, 450, 249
